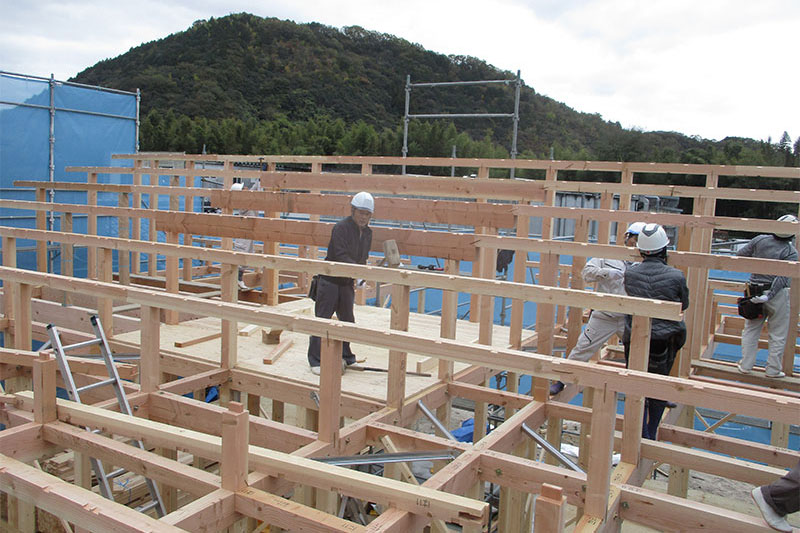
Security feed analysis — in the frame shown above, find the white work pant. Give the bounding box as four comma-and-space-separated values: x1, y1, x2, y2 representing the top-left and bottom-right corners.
740, 287, 790, 375
566, 312, 626, 363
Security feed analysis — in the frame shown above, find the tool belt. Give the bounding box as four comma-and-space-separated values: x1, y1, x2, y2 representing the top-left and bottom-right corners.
745, 282, 769, 297
738, 282, 767, 320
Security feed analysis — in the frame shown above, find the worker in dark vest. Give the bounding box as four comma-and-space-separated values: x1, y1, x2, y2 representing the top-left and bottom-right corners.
307, 192, 374, 376
623, 223, 689, 440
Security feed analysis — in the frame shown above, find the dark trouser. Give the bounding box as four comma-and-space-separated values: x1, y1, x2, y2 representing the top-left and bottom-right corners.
762, 460, 800, 516
307, 277, 356, 367
624, 330, 685, 440
642, 398, 667, 440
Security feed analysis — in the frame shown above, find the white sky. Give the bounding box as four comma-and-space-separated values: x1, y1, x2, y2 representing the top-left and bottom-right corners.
1, 0, 798, 143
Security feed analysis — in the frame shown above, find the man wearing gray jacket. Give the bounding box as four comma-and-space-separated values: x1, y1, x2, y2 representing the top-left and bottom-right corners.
736, 214, 798, 378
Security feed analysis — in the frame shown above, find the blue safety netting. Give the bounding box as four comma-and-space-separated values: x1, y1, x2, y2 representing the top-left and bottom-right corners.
0, 72, 137, 276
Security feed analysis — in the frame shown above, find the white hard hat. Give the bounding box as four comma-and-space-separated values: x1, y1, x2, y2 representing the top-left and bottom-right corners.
625, 222, 646, 236
775, 214, 798, 239
351, 191, 374, 213
231, 182, 244, 191
637, 223, 669, 253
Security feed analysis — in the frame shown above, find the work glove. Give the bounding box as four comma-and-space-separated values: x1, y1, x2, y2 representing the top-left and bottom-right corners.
606, 269, 624, 281
750, 294, 768, 304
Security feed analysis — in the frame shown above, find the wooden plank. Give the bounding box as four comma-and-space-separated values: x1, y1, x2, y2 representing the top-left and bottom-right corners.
221, 402, 249, 491
234, 487, 367, 532
536, 484, 566, 533
318, 338, 343, 446
174, 331, 222, 348
32, 353, 56, 423
262, 339, 293, 365
0, 226, 686, 320
387, 284, 410, 410
139, 305, 161, 393
2, 265, 798, 425
582, 385, 617, 521
621, 315, 650, 464
0, 454, 185, 532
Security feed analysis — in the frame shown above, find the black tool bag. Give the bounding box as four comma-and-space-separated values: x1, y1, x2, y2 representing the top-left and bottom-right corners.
308, 275, 319, 301
737, 297, 763, 319
737, 282, 766, 320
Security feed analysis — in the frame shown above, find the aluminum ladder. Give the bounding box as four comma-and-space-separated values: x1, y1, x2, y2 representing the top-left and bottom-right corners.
45, 315, 166, 517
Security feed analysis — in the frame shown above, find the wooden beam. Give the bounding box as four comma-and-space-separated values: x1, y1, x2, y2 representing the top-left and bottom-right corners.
0, 454, 185, 532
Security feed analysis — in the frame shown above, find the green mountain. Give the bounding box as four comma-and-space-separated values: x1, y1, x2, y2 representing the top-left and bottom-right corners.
72, 13, 796, 169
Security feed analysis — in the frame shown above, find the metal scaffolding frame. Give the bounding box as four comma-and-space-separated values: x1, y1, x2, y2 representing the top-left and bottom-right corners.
401, 71, 522, 176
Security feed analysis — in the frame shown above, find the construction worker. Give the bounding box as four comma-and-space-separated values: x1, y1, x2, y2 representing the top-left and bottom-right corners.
751, 459, 799, 532
736, 214, 798, 378
307, 192, 374, 375
623, 223, 689, 440
550, 222, 645, 395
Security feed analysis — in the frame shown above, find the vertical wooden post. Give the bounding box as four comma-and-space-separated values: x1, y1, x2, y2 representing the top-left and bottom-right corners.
182, 161, 194, 282
131, 160, 142, 275
262, 163, 280, 306
221, 402, 249, 491
247, 393, 261, 418
468, 165, 490, 322
565, 219, 589, 353
33, 352, 57, 423
61, 212, 74, 278
2, 236, 17, 348
164, 231, 179, 325
147, 161, 158, 277
387, 284, 410, 410
139, 305, 161, 393
36, 187, 47, 272
535, 484, 566, 533
534, 166, 559, 403
97, 248, 113, 335
616, 167, 634, 242
87, 172, 98, 279
219, 263, 238, 405
14, 283, 32, 352
318, 337, 343, 446
621, 315, 650, 464
118, 191, 130, 284
436, 259, 458, 426
473, 236, 496, 443
581, 385, 617, 522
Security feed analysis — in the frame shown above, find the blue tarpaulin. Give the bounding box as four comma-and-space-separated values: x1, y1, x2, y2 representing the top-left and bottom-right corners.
0, 71, 137, 276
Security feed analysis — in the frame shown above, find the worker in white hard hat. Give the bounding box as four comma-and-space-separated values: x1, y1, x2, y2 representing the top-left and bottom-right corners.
622, 223, 689, 440
231, 181, 258, 290
307, 191, 374, 375
735, 214, 798, 378
550, 222, 646, 395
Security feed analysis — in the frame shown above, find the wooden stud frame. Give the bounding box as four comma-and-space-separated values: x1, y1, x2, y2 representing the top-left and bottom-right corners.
1, 154, 798, 533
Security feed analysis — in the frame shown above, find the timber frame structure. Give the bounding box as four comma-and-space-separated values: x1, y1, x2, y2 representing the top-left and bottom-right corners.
0, 153, 799, 532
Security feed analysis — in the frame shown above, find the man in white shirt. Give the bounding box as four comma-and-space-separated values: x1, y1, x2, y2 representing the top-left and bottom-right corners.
550, 222, 644, 395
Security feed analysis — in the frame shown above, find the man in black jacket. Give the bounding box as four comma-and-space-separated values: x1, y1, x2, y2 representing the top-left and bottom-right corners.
308, 192, 374, 375
623, 223, 689, 440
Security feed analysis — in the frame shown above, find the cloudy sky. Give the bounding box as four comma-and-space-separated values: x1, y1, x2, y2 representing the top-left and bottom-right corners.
2, 0, 798, 143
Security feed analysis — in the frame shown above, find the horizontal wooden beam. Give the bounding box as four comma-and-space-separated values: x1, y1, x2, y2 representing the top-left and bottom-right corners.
4, 268, 797, 424
107, 154, 800, 178
0, 228, 683, 320
515, 204, 800, 235
42, 421, 220, 496
0, 453, 184, 532
474, 234, 800, 277
17, 393, 487, 526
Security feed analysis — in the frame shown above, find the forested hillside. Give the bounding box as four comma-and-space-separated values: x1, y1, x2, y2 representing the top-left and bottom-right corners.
72, 13, 799, 179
